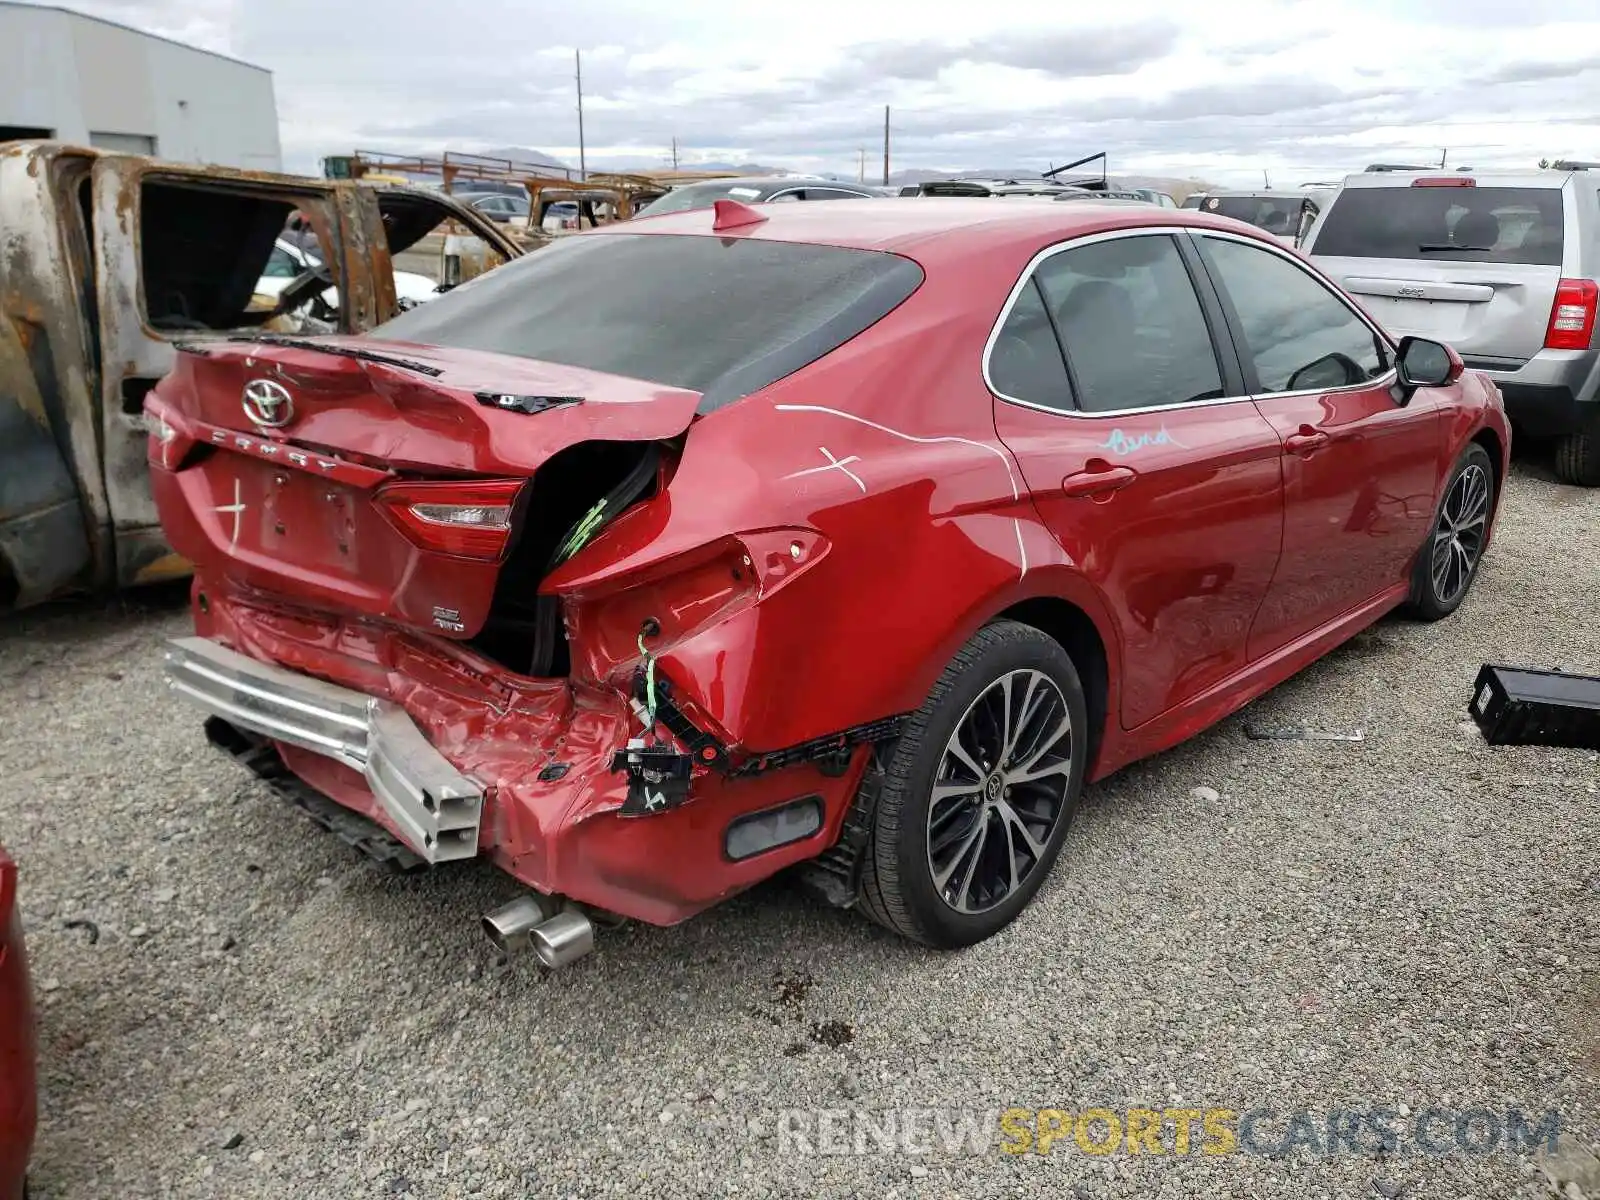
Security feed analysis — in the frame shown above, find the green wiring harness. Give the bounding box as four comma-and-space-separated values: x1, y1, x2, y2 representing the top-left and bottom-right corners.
637, 630, 658, 730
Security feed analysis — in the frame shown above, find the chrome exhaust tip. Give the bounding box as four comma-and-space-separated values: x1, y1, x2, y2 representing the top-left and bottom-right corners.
531, 909, 595, 969
481, 896, 596, 968
481, 894, 554, 956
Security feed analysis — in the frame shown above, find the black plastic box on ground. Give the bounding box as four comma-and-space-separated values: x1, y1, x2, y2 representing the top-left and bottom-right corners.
1469, 664, 1600, 750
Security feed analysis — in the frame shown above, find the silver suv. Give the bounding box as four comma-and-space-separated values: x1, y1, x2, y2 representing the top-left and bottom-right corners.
1303, 169, 1600, 484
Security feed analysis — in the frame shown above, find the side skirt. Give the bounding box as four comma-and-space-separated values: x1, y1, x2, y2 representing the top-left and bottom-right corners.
1092, 583, 1410, 781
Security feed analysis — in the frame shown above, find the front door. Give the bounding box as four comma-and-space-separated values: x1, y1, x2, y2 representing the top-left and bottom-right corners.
1190, 232, 1444, 659
990, 230, 1286, 730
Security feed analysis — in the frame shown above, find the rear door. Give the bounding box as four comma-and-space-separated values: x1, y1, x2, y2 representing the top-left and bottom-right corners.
989, 230, 1285, 730
1191, 231, 1444, 659
1307, 180, 1567, 365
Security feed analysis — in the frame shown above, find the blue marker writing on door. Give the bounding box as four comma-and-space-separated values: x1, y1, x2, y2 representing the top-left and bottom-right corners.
1098, 425, 1187, 455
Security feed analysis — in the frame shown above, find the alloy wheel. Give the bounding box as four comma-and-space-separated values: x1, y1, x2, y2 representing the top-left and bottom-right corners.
926, 669, 1074, 915
1430, 463, 1490, 605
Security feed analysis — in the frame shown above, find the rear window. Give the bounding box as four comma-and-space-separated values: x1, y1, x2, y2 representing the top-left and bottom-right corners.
1200, 196, 1306, 237
370, 233, 923, 412
1311, 186, 1564, 265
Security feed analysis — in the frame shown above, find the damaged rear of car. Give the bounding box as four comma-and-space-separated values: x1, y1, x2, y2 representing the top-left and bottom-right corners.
0, 141, 518, 611
151, 222, 932, 952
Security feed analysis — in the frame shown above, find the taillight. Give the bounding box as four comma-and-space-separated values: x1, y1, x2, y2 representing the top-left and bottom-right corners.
1545, 279, 1598, 351
1411, 177, 1475, 187
375, 478, 526, 561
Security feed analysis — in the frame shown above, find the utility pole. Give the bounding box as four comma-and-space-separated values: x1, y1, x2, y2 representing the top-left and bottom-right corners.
575, 49, 586, 180
1262, 168, 1270, 187
671, 137, 679, 169
858, 147, 865, 182
882, 105, 890, 187
1440, 148, 1448, 168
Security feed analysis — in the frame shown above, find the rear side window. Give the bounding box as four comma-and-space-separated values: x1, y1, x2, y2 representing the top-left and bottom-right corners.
1032, 234, 1224, 413
988, 279, 1074, 410
1311, 186, 1564, 265
372, 233, 923, 412
1200, 236, 1389, 392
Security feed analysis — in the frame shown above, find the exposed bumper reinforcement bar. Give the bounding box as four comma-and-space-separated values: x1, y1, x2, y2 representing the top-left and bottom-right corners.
164, 637, 482, 864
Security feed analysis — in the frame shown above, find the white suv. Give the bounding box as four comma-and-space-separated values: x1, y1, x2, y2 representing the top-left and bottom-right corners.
1303, 168, 1600, 484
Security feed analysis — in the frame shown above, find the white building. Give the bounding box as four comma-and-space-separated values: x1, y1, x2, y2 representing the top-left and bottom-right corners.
0, 2, 281, 170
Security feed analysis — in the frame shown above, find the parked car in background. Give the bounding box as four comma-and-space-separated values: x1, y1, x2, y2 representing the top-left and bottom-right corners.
150, 198, 1505, 960
0, 843, 35, 1200
1054, 189, 1153, 204
0, 142, 520, 612
543, 200, 580, 231
1193, 189, 1329, 246
469, 193, 532, 225
1124, 186, 1178, 208
1303, 169, 1599, 485
1181, 192, 1208, 209
256, 237, 443, 311
903, 177, 1086, 198
637, 176, 882, 216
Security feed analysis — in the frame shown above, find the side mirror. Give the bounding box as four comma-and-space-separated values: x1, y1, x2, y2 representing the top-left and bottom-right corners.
1395, 336, 1462, 393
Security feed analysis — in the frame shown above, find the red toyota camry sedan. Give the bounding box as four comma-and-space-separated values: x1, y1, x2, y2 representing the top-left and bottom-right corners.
147, 198, 1508, 958
0, 843, 36, 1199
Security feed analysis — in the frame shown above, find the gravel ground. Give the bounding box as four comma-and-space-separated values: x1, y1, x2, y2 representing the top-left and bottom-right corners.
2, 461, 1597, 1199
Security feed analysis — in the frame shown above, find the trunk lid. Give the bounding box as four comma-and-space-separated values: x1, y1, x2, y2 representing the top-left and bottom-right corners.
1320, 259, 1560, 361
147, 337, 698, 638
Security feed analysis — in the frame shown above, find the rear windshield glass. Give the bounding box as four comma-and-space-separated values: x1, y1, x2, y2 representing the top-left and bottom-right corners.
1199, 196, 1306, 236
370, 233, 924, 411
1311, 186, 1564, 265
638, 182, 773, 215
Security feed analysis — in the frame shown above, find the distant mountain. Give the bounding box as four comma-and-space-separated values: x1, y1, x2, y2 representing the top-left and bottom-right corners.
475, 146, 571, 172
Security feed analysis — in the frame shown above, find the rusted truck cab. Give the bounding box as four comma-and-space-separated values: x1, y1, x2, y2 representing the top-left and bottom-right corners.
0, 141, 519, 610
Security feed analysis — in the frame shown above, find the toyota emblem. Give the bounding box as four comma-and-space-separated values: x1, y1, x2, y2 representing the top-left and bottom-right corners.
241, 378, 294, 428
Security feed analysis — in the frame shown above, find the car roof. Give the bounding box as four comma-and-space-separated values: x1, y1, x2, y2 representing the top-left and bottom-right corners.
1339, 170, 1569, 190
1200, 190, 1311, 200
608, 196, 1283, 262
677, 175, 865, 191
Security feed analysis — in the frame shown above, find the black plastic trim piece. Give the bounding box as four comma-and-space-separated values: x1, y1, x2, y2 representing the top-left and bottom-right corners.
202, 717, 426, 872
475, 392, 583, 415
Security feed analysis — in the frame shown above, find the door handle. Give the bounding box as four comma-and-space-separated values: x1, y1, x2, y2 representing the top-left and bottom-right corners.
1061, 462, 1137, 498
1284, 425, 1331, 455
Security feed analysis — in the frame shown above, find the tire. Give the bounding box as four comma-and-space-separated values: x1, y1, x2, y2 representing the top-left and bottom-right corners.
1554, 419, 1600, 487
856, 620, 1088, 948
1407, 443, 1495, 621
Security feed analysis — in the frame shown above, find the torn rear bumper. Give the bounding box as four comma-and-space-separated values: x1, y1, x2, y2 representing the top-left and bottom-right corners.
164, 637, 483, 864
163, 610, 872, 926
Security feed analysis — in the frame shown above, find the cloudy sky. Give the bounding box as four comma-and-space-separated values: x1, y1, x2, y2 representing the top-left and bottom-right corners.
27, 0, 1600, 184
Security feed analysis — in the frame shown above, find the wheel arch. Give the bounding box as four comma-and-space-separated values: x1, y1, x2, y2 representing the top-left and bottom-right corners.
994, 595, 1113, 778
1469, 425, 1505, 517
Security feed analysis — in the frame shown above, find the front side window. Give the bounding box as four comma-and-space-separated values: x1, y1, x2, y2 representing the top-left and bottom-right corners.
1031, 234, 1225, 413
1199, 236, 1389, 393
988, 279, 1074, 410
